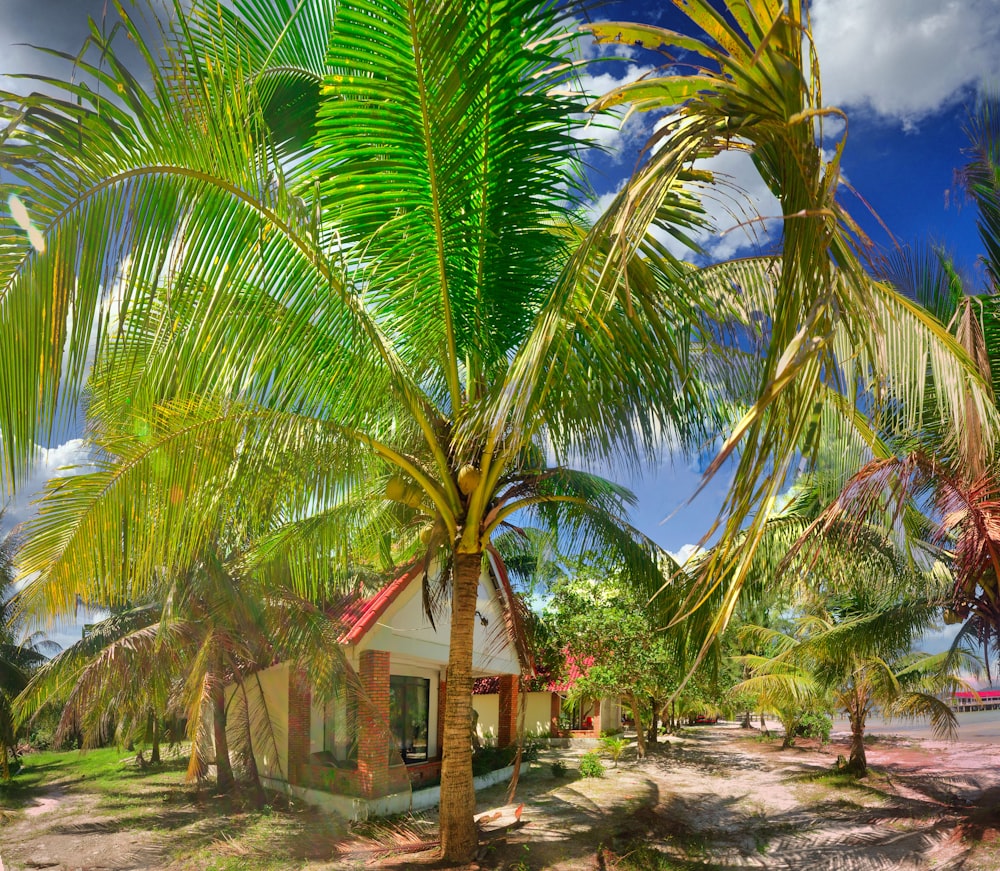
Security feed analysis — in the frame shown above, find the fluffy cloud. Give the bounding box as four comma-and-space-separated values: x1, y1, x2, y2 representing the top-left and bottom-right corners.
812, 0, 1000, 126
669, 543, 702, 567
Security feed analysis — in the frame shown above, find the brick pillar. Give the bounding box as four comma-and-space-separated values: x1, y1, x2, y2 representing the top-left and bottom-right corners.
357, 650, 391, 798
436, 679, 446, 759
497, 674, 519, 748
592, 710, 602, 737
288, 668, 311, 785
550, 693, 561, 737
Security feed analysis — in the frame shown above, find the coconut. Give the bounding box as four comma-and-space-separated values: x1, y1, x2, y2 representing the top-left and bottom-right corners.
943, 608, 961, 625
419, 525, 433, 545
457, 464, 481, 495
384, 476, 408, 502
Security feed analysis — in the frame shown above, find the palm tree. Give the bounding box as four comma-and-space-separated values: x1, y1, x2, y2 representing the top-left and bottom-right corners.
802, 92, 1000, 672
1, 1, 996, 860
0, 3, 688, 857
735, 592, 975, 775
580, 1, 1000, 656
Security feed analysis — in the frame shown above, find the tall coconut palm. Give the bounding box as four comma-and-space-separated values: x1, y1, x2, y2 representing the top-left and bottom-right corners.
0, 1, 696, 858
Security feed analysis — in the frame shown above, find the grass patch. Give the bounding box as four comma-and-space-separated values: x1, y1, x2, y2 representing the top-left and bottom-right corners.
0, 746, 141, 809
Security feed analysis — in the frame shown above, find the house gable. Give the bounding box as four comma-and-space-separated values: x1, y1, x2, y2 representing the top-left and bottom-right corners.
351, 561, 521, 677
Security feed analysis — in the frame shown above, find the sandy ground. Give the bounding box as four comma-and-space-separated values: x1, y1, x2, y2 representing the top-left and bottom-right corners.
4, 724, 1000, 870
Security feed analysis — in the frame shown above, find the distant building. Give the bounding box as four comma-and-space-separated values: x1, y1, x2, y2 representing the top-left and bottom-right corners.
951, 690, 1000, 711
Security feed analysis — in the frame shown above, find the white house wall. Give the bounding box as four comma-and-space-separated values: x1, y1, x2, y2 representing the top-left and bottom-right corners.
224, 662, 289, 781
355, 567, 521, 676
472, 694, 499, 743
524, 692, 552, 736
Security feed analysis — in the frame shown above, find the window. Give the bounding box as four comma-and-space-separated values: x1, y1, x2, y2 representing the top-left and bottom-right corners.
389, 675, 430, 763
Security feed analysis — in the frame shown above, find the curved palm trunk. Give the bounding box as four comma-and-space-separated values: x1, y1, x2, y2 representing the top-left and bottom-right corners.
211, 672, 235, 793
439, 551, 481, 862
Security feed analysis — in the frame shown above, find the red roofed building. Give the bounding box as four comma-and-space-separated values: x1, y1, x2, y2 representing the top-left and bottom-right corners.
229, 553, 529, 817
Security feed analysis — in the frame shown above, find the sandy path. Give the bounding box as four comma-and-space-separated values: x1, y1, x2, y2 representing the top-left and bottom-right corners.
444, 725, 1000, 870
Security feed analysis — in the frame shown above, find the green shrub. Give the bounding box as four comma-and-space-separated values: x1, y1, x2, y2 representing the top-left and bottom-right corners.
579, 751, 605, 778
550, 759, 567, 778
796, 712, 832, 743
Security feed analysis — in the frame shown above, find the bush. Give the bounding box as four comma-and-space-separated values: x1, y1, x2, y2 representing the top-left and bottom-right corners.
550, 759, 567, 778
796, 712, 832, 743
579, 751, 605, 778
471, 744, 517, 776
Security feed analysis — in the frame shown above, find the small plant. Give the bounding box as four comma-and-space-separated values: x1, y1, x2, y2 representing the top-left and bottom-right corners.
550, 759, 567, 778
599, 735, 629, 768
579, 751, 605, 778
796, 711, 833, 743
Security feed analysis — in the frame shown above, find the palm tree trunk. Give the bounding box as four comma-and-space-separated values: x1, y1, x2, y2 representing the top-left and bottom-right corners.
1, 741, 9, 781
150, 712, 161, 765
628, 693, 646, 759
439, 550, 481, 862
211, 672, 235, 793
847, 711, 867, 777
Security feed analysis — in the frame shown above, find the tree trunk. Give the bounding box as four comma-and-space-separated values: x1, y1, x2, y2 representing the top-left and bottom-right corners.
150, 713, 161, 765
1, 741, 9, 780
211, 671, 235, 793
741, 709, 752, 729
846, 711, 867, 777
647, 696, 658, 745
628, 693, 646, 759
439, 550, 481, 863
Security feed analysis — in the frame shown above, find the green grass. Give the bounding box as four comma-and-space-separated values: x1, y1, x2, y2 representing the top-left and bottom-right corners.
2, 746, 350, 870
0, 746, 143, 809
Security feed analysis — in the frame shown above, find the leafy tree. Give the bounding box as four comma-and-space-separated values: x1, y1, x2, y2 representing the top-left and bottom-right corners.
542, 559, 692, 758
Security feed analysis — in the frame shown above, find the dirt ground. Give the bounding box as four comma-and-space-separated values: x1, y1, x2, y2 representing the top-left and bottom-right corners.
4, 725, 1000, 870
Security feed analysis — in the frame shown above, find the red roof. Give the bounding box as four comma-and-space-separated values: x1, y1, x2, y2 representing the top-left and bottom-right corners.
953, 691, 1000, 699
336, 566, 421, 645
548, 651, 595, 693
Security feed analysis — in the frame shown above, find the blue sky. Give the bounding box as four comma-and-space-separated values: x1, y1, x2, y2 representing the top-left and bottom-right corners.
2, 1, 1000, 633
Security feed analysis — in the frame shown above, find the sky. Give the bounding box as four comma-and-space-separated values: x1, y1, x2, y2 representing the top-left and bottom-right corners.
1, 1, 1000, 644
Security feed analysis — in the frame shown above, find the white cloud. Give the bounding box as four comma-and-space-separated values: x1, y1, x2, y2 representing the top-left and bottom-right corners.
669, 543, 702, 567
2, 439, 98, 531
812, 0, 1000, 126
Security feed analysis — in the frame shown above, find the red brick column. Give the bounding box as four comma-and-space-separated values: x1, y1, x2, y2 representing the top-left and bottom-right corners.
550, 693, 561, 737
357, 650, 391, 798
497, 674, 519, 748
436, 680, 446, 759
288, 668, 311, 785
